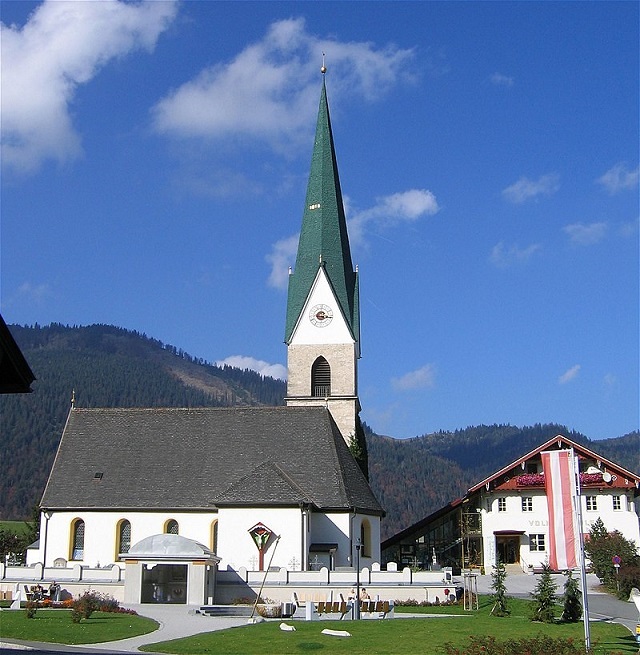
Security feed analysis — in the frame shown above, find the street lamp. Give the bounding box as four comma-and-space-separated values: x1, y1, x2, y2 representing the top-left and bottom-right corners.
355, 538, 362, 620
42, 510, 52, 570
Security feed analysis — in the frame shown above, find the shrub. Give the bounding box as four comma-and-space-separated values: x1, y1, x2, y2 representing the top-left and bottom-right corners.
25, 600, 37, 619
444, 635, 611, 654
561, 570, 582, 622
584, 518, 639, 592
530, 565, 558, 623
70, 590, 127, 623
614, 562, 640, 601
490, 560, 509, 616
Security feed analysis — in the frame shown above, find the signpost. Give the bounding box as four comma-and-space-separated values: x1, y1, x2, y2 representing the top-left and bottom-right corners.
612, 555, 621, 593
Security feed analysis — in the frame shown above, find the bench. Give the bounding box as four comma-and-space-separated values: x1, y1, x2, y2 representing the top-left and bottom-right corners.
360, 600, 392, 618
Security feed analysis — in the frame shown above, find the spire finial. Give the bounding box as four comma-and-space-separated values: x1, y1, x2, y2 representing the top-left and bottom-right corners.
71, 389, 76, 408
321, 52, 327, 75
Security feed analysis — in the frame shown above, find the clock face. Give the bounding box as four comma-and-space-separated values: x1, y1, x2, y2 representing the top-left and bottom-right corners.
309, 303, 334, 327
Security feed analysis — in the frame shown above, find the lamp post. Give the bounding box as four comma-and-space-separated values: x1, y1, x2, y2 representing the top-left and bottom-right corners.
355, 538, 362, 620
42, 510, 52, 570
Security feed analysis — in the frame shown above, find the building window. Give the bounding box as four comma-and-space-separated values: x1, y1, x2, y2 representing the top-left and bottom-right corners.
530, 534, 546, 551
521, 497, 533, 512
612, 496, 622, 511
311, 357, 331, 397
526, 462, 538, 474
165, 519, 179, 535
210, 520, 218, 552
117, 519, 131, 555
71, 519, 85, 560
585, 496, 597, 511
497, 498, 507, 512
360, 520, 371, 558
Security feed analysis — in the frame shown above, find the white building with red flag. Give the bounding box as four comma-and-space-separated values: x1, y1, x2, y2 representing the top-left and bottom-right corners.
383, 434, 640, 573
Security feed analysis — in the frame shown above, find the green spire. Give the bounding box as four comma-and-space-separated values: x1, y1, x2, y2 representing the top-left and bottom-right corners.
285, 78, 359, 345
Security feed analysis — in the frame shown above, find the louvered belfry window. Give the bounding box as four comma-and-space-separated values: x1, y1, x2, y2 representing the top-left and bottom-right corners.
312, 357, 331, 397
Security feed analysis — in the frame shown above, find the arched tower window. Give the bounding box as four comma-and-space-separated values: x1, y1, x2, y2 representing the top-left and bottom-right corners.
165, 519, 179, 535
70, 519, 85, 561
117, 519, 131, 555
311, 357, 331, 397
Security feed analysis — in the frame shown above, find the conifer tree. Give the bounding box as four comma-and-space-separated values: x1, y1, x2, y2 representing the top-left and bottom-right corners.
490, 559, 510, 616
531, 564, 558, 623
561, 569, 582, 622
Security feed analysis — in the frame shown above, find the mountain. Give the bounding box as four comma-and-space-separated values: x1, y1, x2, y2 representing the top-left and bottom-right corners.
1, 323, 286, 521
2, 324, 638, 541
367, 424, 639, 538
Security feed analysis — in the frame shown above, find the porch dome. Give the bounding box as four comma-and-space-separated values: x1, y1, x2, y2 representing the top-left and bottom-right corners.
127, 534, 214, 559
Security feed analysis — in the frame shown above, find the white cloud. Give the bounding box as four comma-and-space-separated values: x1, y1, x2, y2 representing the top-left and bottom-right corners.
17, 281, 51, 303
558, 364, 581, 384
490, 72, 514, 87
619, 218, 639, 238
597, 163, 639, 194
489, 241, 541, 267
152, 17, 415, 150
266, 188, 439, 289
348, 189, 440, 246
563, 222, 607, 246
502, 173, 560, 204
1, 0, 178, 173
266, 234, 300, 289
216, 355, 287, 381
603, 373, 617, 388
391, 364, 436, 391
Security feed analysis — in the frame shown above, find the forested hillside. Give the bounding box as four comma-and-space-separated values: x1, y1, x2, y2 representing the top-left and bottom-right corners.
2, 323, 638, 542
2, 324, 286, 520
367, 424, 640, 538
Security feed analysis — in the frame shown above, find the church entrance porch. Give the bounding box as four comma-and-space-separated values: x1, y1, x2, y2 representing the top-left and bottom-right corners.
141, 564, 187, 604
122, 534, 219, 606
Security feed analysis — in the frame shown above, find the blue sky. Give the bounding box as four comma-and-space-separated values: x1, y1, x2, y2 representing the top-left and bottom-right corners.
1, 1, 638, 441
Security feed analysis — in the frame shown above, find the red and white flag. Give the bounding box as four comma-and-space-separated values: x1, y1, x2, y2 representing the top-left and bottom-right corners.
541, 449, 578, 570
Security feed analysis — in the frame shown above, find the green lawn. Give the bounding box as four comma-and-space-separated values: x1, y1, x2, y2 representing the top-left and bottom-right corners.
141, 598, 635, 655
1, 597, 635, 654
0, 520, 32, 535
0, 609, 158, 644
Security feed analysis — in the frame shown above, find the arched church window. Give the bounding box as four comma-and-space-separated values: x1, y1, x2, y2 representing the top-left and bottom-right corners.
311, 357, 331, 397
117, 519, 131, 555
210, 520, 218, 552
165, 519, 179, 535
70, 519, 85, 561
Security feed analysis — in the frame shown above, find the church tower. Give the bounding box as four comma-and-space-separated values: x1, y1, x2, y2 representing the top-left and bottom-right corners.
285, 72, 360, 445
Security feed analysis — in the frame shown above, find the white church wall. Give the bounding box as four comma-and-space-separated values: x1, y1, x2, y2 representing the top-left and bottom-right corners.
216, 507, 302, 571
32, 510, 219, 568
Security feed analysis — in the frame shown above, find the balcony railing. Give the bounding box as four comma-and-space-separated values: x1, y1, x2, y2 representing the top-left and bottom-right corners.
516, 472, 604, 487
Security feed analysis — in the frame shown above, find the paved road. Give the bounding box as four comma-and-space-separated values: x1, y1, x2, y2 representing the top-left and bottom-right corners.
2, 573, 639, 654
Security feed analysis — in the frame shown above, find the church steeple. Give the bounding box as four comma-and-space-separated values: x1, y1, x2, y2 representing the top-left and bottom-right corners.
285, 77, 359, 348
285, 72, 361, 445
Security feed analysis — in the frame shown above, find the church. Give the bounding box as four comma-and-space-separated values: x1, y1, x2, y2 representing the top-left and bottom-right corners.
30, 73, 384, 601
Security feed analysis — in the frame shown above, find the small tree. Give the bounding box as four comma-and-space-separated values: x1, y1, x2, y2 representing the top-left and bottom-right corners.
531, 564, 557, 623
584, 517, 639, 594
561, 569, 582, 622
490, 559, 509, 616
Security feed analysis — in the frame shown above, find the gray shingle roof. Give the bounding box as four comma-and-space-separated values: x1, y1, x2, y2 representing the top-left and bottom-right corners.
41, 406, 383, 515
